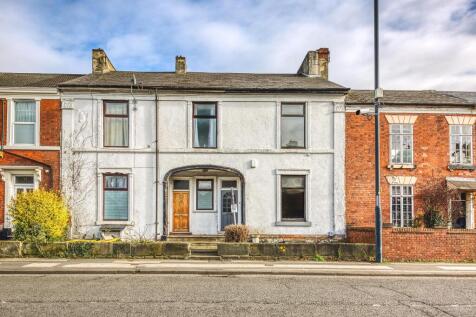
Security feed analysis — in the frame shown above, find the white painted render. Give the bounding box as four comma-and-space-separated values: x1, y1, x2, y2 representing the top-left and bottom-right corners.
61, 92, 346, 239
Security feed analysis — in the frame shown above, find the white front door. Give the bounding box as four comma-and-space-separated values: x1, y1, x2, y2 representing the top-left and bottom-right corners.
4, 175, 35, 228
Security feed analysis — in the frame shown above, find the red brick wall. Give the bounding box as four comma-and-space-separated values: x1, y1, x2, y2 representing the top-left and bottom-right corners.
345, 112, 476, 227
40, 99, 61, 146
0, 98, 61, 226
347, 227, 476, 261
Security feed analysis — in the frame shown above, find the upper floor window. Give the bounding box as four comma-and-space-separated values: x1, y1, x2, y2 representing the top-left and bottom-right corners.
390, 124, 413, 164
281, 103, 305, 148
193, 103, 217, 148
103, 174, 129, 221
391, 185, 413, 227
281, 175, 305, 221
450, 125, 472, 165
13, 100, 36, 145
103, 101, 129, 147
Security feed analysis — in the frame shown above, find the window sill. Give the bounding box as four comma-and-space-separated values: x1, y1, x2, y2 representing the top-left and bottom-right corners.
448, 164, 476, 171
387, 164, 415, 169
275, 221, 312, 227
96, 221, 132, 226
193, 210, 217, 213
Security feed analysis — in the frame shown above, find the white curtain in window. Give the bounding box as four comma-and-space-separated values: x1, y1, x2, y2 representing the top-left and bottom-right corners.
14, 101, 36, 144
104, 118, 128, 146
15, 101, 35, 122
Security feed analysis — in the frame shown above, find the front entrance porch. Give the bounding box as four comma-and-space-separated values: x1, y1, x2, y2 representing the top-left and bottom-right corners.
163, 165, 244, 238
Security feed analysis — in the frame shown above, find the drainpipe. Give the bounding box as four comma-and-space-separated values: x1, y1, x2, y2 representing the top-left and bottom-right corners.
1, 99, 5, 152
154, 89, 160, 241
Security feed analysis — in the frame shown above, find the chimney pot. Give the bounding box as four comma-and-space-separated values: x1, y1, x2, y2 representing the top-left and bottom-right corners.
175, 56, 187, 74
297, 48, 330, 80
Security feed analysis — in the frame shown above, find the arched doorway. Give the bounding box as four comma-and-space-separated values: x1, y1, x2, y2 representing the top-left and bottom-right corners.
162, 165, 245, 238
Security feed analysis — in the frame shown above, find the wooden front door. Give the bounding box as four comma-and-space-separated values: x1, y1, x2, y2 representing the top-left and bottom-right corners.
173, 191, 189, 232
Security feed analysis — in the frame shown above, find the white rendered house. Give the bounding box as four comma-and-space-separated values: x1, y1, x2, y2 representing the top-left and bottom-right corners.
60, 48, 347, 240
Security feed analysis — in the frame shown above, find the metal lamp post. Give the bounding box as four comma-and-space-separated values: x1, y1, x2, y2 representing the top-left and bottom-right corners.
374, 0, 383, 263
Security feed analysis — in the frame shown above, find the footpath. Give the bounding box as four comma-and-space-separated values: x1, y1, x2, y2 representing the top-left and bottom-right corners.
1, 258, 476, 276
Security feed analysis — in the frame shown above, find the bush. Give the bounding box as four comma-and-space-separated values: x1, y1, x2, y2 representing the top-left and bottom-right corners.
224, 224, 250, 242
423, 208, 446, 228
9, 190, 69, 243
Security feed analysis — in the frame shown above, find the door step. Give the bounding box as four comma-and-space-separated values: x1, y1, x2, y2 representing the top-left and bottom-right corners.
168, 234, 225, 243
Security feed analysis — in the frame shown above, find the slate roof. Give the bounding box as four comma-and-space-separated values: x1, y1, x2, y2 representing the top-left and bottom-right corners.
345, 90, 473, 106
0, 73, 84, 88
443, 91, 476, 104
58, 71, 348, 92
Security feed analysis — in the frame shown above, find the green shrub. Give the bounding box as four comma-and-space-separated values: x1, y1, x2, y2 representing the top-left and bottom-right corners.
9, 190, 69, 243
224, 224, 250, 242
423, 208, 446, 228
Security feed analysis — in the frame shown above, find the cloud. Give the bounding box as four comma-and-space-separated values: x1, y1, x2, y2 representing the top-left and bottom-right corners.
0, 0, 474, 90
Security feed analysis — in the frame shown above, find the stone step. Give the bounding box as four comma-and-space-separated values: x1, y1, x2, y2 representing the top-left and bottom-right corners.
189, 254, 222, 261
168, 235, 225, 243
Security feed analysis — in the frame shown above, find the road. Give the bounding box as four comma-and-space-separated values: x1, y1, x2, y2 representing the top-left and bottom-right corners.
0, 274, 475, 316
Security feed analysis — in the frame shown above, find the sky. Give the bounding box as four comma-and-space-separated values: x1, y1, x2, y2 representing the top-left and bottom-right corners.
0, 0, 475, 90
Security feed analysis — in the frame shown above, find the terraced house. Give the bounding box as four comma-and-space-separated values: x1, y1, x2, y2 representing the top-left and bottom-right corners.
0, 73, 82, 239
345, 90, 476, 261
58, 48, 348, 240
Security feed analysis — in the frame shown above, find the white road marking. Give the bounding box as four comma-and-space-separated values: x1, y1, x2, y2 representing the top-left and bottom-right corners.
63, 263, 133, 269
23, 263, 61, 268
438, 266, 476, 271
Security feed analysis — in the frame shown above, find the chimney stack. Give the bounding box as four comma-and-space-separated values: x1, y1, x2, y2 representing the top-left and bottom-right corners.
297, 48, 330, 80
175, 56, 187, 74
92, 48, 116, 75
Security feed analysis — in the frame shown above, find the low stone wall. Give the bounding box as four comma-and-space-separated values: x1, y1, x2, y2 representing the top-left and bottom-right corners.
217, 242, 374, 261
347, 227, 476, 262
0, 241, 190, 259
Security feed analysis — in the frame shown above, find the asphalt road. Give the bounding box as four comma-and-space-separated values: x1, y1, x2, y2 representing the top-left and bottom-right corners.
0, 274, 475, 316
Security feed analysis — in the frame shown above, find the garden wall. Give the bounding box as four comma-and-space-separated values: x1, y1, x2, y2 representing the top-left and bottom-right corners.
347, 226, 476, 262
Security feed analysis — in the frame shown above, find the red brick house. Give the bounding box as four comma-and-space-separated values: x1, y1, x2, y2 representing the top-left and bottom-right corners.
345, 90, 476, 261
0, 73, 82, 238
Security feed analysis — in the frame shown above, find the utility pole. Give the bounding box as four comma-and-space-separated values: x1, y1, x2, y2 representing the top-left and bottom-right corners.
374, 0, 383, 263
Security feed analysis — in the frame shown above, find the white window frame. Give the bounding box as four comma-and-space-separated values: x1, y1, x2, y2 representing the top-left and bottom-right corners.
96, 169, 133, 225
389, 123, 413, 165
275, 169, 311, 226
390, 185, 414, 228
9, 99, 40, 147
449, 124, 473, 165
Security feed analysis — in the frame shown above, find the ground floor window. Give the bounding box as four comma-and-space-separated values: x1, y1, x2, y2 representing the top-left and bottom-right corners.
391, 185, 413, 227
196, 179, 213, 210
103, 174, 129, 221
281, 175, 305, 220
14, 175, 35, 195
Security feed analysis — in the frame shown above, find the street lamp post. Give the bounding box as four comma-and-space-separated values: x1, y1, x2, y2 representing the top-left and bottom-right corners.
374, 0, 383, 263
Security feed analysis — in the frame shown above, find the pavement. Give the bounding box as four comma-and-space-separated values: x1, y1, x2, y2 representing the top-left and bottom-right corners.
1, 274, 476, 316
1, 258, 476, 276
